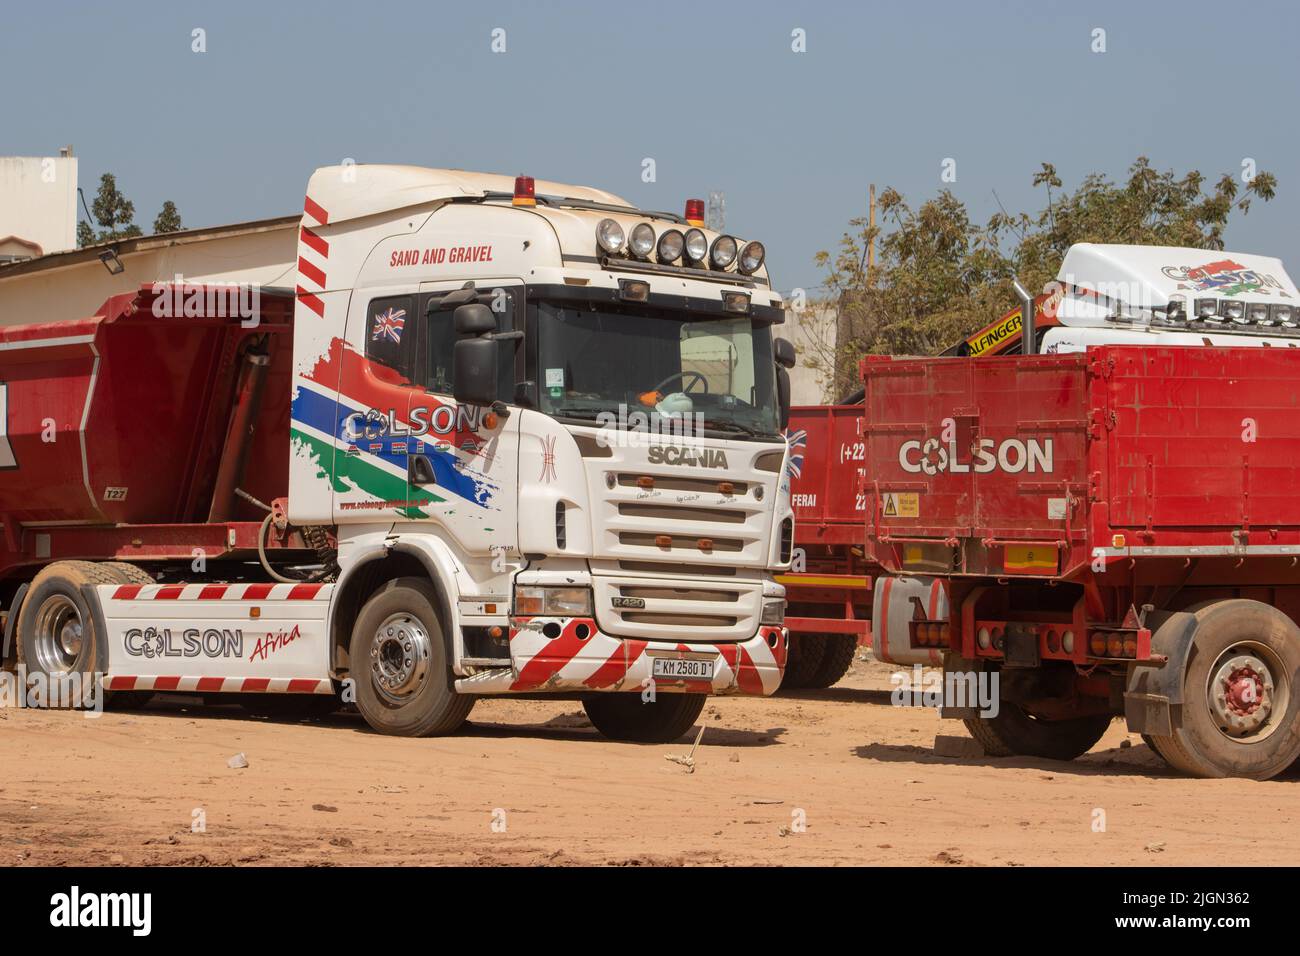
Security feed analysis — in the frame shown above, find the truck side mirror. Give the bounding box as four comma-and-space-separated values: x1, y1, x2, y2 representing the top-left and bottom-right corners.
776, 366, 791, 429
773, 337, 794, 427
453, 303, 498, 407
774, 337, 796, 369
454, 302, 496, 336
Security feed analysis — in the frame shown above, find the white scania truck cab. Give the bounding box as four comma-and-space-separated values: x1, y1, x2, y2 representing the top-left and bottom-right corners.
281, 165, 793, 739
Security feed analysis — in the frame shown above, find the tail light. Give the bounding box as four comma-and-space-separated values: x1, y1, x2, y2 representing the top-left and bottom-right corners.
512, 175, 536, 207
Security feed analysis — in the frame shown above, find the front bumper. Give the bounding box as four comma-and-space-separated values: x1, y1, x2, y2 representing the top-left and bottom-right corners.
454, 617, 787, 696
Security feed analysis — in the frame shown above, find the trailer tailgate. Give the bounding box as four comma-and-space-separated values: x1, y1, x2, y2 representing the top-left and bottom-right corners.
862, 353, 1091, 577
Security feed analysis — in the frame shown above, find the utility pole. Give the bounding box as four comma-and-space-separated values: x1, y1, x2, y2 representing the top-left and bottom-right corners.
866, 183, 876, 285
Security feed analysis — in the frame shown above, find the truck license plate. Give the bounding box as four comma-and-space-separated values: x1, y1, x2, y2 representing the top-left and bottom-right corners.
652, 657, 715, 681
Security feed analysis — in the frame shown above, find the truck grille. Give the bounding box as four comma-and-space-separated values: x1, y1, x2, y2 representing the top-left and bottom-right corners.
599, 470, 769, 565
593, 576, 760, 641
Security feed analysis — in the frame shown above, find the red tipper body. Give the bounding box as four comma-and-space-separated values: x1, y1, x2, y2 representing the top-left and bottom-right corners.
0, 285, 298, 577
862, 345, 1300, 665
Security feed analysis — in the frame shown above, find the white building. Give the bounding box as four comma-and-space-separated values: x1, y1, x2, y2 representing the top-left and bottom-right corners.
0, 151, 79, 262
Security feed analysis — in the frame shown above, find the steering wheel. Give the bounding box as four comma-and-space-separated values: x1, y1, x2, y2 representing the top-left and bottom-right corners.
653, 370, 709, 395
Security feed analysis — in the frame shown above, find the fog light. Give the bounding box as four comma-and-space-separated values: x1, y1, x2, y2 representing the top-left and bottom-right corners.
1247, 302, 1272, 324
738, 240, 765, 274
657, 229, 684, 263
683, 228, 708, 263
710, 235, 738, 269
1194, 298, 1219, 320
1221, 299, 1247, 323
596, 218, 626, 254
629, 222, 655, 260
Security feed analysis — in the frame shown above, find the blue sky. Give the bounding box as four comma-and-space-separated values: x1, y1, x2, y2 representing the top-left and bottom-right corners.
3, 0, 1297, 295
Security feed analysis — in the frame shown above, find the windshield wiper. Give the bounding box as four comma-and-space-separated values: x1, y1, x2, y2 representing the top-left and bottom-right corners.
551, 406, 608, 422
699, 419, 778, 439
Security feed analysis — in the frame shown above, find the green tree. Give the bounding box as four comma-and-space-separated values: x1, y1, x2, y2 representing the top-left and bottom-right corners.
153, 200, 183, 234
78, 173, 143, 247
811, 157, 1277, 397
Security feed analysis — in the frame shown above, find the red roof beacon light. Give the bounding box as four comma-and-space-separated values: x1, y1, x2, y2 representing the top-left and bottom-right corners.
684, 198, 705, 227
513, 175, 537, 207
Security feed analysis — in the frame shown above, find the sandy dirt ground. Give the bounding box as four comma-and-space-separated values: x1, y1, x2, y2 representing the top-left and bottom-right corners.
2, 654, 1298, 867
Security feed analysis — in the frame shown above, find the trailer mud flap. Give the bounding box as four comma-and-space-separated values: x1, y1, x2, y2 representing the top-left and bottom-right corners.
1123, 610, 1196, 735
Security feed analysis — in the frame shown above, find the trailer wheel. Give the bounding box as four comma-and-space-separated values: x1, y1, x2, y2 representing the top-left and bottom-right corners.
17, 561, 119, 708
349, 577, 474, 737
780, 634, 826, 689
804, 634, 858, 688
963, 705, 1112, 761
583, 692, 706, 743
1146, 600, 1300, 780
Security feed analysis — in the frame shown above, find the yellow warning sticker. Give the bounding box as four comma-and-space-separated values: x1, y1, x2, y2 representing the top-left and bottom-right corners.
881, 492, 919, 518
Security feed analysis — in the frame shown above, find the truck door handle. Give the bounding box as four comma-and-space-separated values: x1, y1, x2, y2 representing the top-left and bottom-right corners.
408, 453, 437, 485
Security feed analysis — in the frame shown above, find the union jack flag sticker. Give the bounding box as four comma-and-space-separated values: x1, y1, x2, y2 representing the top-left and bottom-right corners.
784, 428, 807, 480
372, 307, 407, 344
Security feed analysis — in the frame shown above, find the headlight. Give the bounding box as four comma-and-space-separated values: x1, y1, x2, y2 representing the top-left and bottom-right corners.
1221, 299, 1246, 323
683, 228, 708, 264
738, 240, 765, 274
1247, 302, 1271, 324
1164, 295, 1186, 322
1194, 297, 1219, 320
657, 229, 684, 263
761, 598, 786, 626
1272, 303, 1298, 327
629, 222, 655, 260
514, 585, 593, 617
595, 218, 625, 255
710, 235, 738, 269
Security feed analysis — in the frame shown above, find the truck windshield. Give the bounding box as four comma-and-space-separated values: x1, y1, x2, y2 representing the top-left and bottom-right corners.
534, 300, 782, 439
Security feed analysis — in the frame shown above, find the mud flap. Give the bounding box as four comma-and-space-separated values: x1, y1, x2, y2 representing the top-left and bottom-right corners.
2, 582, 28, 666
1123, 610, 1196, 735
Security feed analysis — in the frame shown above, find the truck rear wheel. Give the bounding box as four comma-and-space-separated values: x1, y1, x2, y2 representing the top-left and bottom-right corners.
804, 634, 857, 688
349, 577, 474, 737
583, 692, 706, 743
964, 704, 1112, 761
17, 561, 119, 708
1146, 600, 1300, 780
780, 634, 825, 689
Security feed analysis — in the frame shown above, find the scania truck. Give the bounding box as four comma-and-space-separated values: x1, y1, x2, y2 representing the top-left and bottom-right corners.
0, 165, 793, 741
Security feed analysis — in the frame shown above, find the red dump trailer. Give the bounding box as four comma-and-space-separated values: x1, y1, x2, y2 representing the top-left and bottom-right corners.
862, 344, 1300, 779
0, 285, 323, 657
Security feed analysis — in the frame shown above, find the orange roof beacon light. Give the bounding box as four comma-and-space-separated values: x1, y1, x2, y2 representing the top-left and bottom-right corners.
684, 198, 705, 227
512, 175, 536, 206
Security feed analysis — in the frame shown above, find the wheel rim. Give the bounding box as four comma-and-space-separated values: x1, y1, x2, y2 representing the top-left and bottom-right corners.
32, 594, 86, 673
369, 612, 432, 704
1206, 641, 1289, 743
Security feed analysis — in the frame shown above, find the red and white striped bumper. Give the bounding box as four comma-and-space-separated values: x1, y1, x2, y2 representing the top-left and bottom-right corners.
455, 618, 788, 696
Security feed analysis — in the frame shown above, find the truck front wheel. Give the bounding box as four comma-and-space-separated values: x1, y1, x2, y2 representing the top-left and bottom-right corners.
964, 704, 1112, 761
349, 577, 474, 737
583, 692, 706, 743
1146, 600, 1300, 780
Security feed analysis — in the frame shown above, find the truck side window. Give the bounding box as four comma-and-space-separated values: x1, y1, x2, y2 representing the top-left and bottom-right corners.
364, 295, 415, 380
420, 288, 516, 400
